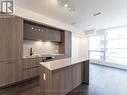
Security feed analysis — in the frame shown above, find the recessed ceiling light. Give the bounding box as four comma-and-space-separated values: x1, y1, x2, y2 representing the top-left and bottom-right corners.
58, 0, 75, 12
64, 4, 68, 8
68, 7, 71, 10
31, 27, 34, 30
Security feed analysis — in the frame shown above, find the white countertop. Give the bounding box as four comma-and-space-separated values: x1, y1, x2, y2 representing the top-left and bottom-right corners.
40, 58, 88, 71
23, 54, 64, 59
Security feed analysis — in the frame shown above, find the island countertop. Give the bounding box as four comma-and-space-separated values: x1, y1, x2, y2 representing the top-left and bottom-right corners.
40, 58, 88, 71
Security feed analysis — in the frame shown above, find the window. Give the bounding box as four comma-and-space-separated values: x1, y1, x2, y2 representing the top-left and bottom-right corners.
105, 27, 127, 65
89, 35, 104, 61
89, 26, 127, 66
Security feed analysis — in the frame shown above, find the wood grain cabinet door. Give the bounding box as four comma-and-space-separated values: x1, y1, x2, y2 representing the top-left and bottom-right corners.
24, 21, 61, 42
23, 58, 40, 69
65, 31, 72, 58
8, 17, 23, 61
60, 31, 72, 58
0, 17, 23, 61
24, 23, 40, 40
23, 58, 39, 80
23, 68, 39, 80
0, 18, 8, 61
24, 23, 47, 41
46, 28, 61, 42
0, 60, 23, 87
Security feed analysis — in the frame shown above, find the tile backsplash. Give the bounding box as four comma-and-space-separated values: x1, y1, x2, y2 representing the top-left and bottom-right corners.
23, 40, 59, 57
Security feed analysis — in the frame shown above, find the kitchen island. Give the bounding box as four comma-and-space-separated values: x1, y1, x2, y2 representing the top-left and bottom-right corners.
39, 58, 89, 95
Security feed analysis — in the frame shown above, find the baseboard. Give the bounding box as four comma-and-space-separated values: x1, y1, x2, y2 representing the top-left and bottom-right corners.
90, 62, 127, 71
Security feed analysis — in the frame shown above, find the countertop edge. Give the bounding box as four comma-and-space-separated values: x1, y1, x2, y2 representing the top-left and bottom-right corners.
40, 58, 89, 71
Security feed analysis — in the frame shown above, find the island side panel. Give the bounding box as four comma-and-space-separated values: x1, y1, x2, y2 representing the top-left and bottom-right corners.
82, 60, 89, 84
39, 66, 53, 95
52, 63, 83, 95
52, 66, 72, 95
39, 60, 89, 95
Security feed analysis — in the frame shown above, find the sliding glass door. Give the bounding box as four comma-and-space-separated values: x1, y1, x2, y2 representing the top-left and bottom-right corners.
89, 26, 127, 66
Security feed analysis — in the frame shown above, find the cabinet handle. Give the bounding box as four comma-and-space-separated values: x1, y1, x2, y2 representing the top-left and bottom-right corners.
43, 73, 46, 81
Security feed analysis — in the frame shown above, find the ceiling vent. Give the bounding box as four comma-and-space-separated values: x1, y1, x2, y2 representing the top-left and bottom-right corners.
93, 12, 102, 16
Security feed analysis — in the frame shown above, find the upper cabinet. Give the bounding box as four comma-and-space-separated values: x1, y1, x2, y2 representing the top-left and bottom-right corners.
24, 21, 61, 42
59, 31, 72, 58
24, 23, 47, 41
0, 17, 23, 61
46, 28, 61, 42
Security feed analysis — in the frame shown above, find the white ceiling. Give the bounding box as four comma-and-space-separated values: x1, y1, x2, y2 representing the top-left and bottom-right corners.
16, 0, 127, 31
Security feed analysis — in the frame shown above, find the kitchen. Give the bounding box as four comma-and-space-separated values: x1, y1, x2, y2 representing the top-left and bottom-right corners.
1, 0, 127, 95
0, 16, 89, 95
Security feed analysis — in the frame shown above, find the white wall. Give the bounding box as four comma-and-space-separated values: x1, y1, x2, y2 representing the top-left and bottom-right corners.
15, 6, 84, 35
72, 34, 80, 58
71, 33, 89, 59
79, 37, 89, 59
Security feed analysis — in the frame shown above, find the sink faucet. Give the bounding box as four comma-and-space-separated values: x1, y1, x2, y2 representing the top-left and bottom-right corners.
30, 48, 33, 56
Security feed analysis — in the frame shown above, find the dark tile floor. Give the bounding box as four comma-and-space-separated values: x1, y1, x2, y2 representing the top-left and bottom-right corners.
0, 78, 40, 95
1, 64, 127, 95
68, 64, 127, 95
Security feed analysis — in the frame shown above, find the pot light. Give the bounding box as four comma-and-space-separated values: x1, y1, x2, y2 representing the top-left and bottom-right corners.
64, 4, 68, 7
58, 0, 75, 12
38, 29, 41, 31
68, 7, 71, 10
31, 27, 34, 30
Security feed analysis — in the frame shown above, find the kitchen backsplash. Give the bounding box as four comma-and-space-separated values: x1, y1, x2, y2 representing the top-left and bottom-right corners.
23, 40, 59, 57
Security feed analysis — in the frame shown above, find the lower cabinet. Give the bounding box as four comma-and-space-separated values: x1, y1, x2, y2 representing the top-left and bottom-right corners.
23, 68, 39, 80
0, 58, 40, 87
0, 57, 65, 87
23, 58, 40, 80
0, 60, 23, 87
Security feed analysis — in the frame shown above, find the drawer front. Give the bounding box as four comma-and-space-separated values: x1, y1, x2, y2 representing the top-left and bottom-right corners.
23, 58, 39, 69
23, 67, 39, 80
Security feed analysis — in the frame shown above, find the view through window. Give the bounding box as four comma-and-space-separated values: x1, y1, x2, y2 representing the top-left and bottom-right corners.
89, 26, 127, 65
89, 35, 104, 61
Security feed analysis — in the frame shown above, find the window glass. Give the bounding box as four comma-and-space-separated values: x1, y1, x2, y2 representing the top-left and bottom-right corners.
89, 26, 127, 65
89, 35, 104, 61
105, 27, 127, 65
